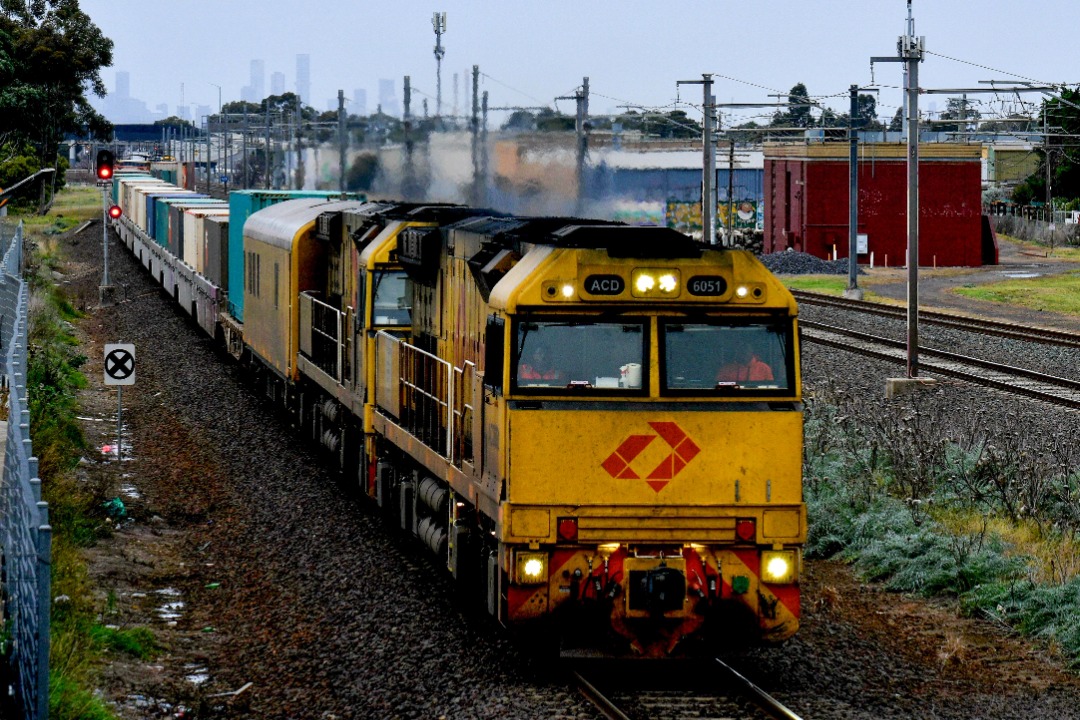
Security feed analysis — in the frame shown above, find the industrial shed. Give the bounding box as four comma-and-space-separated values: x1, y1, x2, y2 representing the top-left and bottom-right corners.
763, 142, 994, 267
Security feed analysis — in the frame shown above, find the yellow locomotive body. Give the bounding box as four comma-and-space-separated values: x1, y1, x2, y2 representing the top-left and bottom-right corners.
356, 218, 804, 656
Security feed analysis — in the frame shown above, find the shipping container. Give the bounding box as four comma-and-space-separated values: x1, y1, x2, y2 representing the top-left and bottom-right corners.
183, 207, 230, 274
204, 216, 230, 290
168, 200, 227, 265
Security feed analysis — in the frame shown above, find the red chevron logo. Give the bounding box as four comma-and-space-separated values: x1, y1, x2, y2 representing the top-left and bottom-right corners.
601, 421, 701, 492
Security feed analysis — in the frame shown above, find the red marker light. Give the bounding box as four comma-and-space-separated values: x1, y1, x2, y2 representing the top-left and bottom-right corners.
108, 205, 122, 219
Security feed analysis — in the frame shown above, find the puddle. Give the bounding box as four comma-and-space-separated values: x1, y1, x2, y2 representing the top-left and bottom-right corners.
1002, 272, 1041, 279
184, 664, 210, 685
118, 484, 141, 500
155, 588, 184, 625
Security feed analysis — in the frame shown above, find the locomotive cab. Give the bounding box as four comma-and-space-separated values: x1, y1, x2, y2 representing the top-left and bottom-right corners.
367, 219, 804, 657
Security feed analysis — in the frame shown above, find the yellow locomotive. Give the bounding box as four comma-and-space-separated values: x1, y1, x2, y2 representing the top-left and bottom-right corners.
266, 208, 805, 657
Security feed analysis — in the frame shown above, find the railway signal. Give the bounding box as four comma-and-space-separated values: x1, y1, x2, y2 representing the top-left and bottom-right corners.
108, 204, 122, 219
96, 149, 114, 180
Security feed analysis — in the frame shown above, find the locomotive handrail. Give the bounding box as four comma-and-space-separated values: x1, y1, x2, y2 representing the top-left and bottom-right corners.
299, 291, 343, 382
378, 330, 454, 462
452, 361, 475, 467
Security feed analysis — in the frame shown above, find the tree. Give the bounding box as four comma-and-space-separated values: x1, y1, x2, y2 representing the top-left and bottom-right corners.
888, 106, 904, 132
501, 110, 537, 131
535, 108, 574, 132
855, 94, 881, 130
936, 96, 981, 133
1018, 87, 1080, 204
222, 100, 262, 115
0, 0, 113, 212
154, 116, 195, 130
768, 83, 813, 129
980, 113, 1034, 133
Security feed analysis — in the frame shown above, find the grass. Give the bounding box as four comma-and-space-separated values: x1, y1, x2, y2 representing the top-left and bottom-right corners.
952, 269, 1080, 315
14, 186, 155, 720
804, 385, 1080, 667
997, 233, 1080, 261
781, 274, 889, 300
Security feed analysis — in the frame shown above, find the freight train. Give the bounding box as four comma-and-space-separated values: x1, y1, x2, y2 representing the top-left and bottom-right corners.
108, 170, 805, 657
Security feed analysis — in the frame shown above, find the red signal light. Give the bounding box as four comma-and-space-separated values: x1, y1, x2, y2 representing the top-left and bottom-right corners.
96, 149, 115, 180
108, 205, 122, 219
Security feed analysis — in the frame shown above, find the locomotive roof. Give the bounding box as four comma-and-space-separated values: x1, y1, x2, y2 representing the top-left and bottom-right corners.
245, 197, 371, 250
447, 216, 702, 259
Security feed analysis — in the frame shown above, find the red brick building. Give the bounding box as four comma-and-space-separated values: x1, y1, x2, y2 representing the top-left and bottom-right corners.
763, 143, 992, 267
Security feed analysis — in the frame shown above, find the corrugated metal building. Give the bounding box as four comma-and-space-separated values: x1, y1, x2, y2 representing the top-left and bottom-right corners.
763, 143, 990, 267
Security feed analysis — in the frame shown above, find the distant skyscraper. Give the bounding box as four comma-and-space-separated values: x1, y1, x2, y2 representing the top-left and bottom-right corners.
242, 59, 265, 103
353, 88, 367, 116
97, 69, 158, 122
116, 71, 130, 99
378, 79, 399, 117
296, 54, 310, 105
271, 71, 285, 96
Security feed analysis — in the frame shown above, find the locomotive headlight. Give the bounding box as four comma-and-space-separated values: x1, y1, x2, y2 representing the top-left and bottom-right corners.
761, 550, 798, 584
735, 285, 750, 298
632, 268, 681, 297
515, 552, 549, 585
561, 283, 575, 298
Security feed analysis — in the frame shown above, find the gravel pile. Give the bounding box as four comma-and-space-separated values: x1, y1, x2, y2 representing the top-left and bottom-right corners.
58, 220, 1080, 719
759, 250, 861, 275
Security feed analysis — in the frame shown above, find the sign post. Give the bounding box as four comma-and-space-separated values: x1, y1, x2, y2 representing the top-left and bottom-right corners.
104, 343, 135, 461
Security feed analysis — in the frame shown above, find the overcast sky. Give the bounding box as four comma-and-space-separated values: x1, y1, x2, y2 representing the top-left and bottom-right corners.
77, 0, 1078, 126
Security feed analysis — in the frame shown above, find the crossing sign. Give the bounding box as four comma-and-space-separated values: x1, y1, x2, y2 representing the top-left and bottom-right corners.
104, 343, 135, 386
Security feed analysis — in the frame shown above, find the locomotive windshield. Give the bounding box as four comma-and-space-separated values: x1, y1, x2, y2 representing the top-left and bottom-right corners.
661, 318, 793, 394
513, 319, 647, 392
371, 270, 412, 326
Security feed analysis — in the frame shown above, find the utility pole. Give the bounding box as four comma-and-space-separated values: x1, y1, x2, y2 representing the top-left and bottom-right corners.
338, 89, 346, 193
403, 75, 416, 199
470, 64, 480, 204
265, 108, 271, 190
873, 1, 925, 380
557, 77, 590, 215
846, 85, 878, 298
677, 74, 716, 244
481, 90, 489, 205
725, 139, 735, 244
432, 11, 447, 120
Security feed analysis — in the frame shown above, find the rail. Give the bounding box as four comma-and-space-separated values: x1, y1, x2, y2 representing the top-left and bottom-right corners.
572, 660, 804, 720
792, 289, 1080, 348
0, 220, 50, 720
802, 320, 1080, 409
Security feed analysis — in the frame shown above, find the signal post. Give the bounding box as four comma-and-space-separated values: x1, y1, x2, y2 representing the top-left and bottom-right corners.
95, 149, 122, 305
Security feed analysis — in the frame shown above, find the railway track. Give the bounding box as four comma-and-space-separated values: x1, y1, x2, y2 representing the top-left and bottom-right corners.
801, 320, 1080, 409
791, 289, 1080, 348
573, 659, 803, 720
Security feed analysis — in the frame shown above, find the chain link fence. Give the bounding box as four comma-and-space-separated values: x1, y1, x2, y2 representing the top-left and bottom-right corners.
0, 219, 51, 720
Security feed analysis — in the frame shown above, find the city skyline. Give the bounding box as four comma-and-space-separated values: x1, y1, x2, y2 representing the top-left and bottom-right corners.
80, 0, 1080, 129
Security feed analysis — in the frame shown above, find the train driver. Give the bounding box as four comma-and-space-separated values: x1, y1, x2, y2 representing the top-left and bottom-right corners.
716, 343, 774, 384
518, 344, 561, 383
